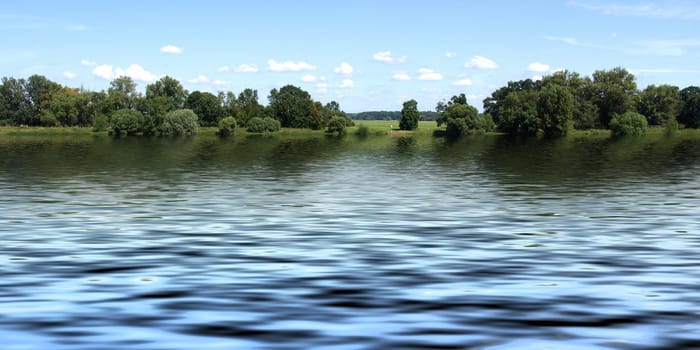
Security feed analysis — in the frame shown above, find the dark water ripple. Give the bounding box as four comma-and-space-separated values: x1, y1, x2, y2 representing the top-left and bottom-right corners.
1, 135, 700, 349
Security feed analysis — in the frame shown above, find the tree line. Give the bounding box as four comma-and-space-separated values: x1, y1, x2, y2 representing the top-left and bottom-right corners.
0, 75, 351, 135
397, 67, 700, 138
349, 111, 438, 121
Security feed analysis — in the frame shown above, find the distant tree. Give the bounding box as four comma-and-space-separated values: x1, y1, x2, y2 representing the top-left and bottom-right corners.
435, 94, 486, 138
26, 74, 62, 117
268, 85, 322, 129
541, 71, 598, 129
186, 91, 223, 126
609, 111, 648, 137
145, 76, 188, 111
0, 77, 32, 125
483, 79, 539, 127
497, 90, 539, 136
399, 99, 419, 130
592, 67, 638, 128
111, 108, 144, 136
237, 88, 263, 127
637, 84, 680, 126
537, 83, 574, 138
326, 116, 347, 136
678, 86, 700, 128
219, 91, 239, 120
107, 76, 140, 111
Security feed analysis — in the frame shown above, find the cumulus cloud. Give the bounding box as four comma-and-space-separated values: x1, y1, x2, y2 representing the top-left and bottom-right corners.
392, 72, 411, 81
235, 64, 259, 73
373, 51, 406, 64
339, 79, 353, 88
63, 72, 76, 79
301, 74, 317, 82
160, 44, 183, 54
217, 65, 230, 72
267, 59, 316, 72
80, 59, 97, 67
464, 55, 499, 69
452, 78, 473, 86
445, 51, 457, 58
528, 62, 551, 72
334, 62, 353, 75
92, 64, 158, 82
417, 68, 443, 81
188, 75, 210, 84
533, 75, 544, 81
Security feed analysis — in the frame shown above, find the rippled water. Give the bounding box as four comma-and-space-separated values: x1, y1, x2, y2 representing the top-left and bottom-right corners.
1, 133, 700, 349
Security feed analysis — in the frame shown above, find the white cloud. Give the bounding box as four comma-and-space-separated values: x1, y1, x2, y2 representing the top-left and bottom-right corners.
334, 62, 353, 75
217, 65, 230, 72
465, 56, 499, 69
316, 82, 330, 93
235, 64, 259, 73
91, 63, 158, 82
533, 75, 544, 81
301, 74, 317, 82
63, 72, 76, 79
392, 72, 411, 81
373, 51, 406, 64
160, 44, 183, 54
80, 59, 97, 67
528, 62, 551, 72
417, 68, 443, 81
569, 1, 700, 20
445, 51, 457, 58
188, 75, 210, 84
267, 59, 316, 72
452, 78, 473, 86
339, 79, 353, 88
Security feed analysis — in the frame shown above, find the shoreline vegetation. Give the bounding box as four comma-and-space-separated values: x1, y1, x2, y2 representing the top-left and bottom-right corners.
1, 67, 699, 141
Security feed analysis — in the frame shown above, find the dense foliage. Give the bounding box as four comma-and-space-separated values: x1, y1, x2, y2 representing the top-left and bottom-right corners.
350, 111, 438, 121
609, 112, 648, 137
399, 99, 419, 130
436, 94, 491, 138
247, 117, 281, 133
217, 116, 237, 137
158, 109, 199, 136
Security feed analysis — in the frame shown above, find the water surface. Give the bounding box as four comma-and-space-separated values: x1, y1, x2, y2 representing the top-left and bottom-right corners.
1, 134, 700, 349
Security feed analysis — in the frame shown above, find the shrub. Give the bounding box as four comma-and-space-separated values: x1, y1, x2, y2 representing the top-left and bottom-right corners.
111, 109, 144, 136
263, 117, 281, 132
355, 124, 369, 138
326, 116, 346, 136
159, 109, 199, 136
609, 111, 648, 137
247, 117, 267, 133
92, 114, 109, 132
217, 116, 237, 137
39, 112, 59, 127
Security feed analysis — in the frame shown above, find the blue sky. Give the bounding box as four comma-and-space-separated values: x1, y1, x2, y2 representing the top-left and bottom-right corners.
2, 0, 699, 112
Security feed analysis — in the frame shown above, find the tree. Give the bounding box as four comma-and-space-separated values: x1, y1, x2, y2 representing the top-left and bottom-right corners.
592, 67, 638, 128
497, 90, 539, 136
237, 88, 263, 127
219, 91, 239, 120
541, 71, 598, 130
678, 86, 700, 128
537, 84, 574, 138
26, 74, 62, 117
399, 99, 419, 130
483, 79, 539, 127
326, 116, 347, 136
107, 76, 140, 111
0, 77, 32, 125
185, 91, 223, 126
217, 116, 237, 137
268, 85, 322, 129
436, 94, 486, 138
637, 84, 680, 126
145, 76, 188, 112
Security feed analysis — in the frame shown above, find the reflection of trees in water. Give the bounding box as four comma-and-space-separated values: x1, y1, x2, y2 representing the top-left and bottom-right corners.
394, 136, 416, 154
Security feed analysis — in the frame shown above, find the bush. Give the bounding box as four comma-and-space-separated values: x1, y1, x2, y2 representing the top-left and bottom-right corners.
92, 114, 109, 132
247, 117, 267, 133
39, 112, 59, 127
609, 111, 648, 137
159, 109, 199, 136
111, 109, 144, 136
217, 116, 237, 137
326, 116, 346, 136
355, 124, 369, 138
263, 117, 281, 132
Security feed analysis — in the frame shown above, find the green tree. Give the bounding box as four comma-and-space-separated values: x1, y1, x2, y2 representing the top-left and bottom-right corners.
186, 91, 223, 126
609, 111, 648, 137
483, 79, 539, 127
0, 77, 32, 125
237, 88, 263, 127
678, 86, 700, 128
219, 91, 239, 120
537, 83, 574, 138
107, 76, 140, 111
145, 76, 188, 111
111, 108, 144, 136
268, 85, 322, 129
498, 90, 539, 136
436, 94, 485, 138
326, 116, 347, 136
541, 71, 598, 129
592, 67, 638, 128
158, 109, 199, 136
26, 74, 62, 118
637, 84, 680, 126
399, 99, 419, 130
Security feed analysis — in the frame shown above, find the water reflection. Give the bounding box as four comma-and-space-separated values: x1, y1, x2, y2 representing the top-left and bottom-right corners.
1, 134, 699, 349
